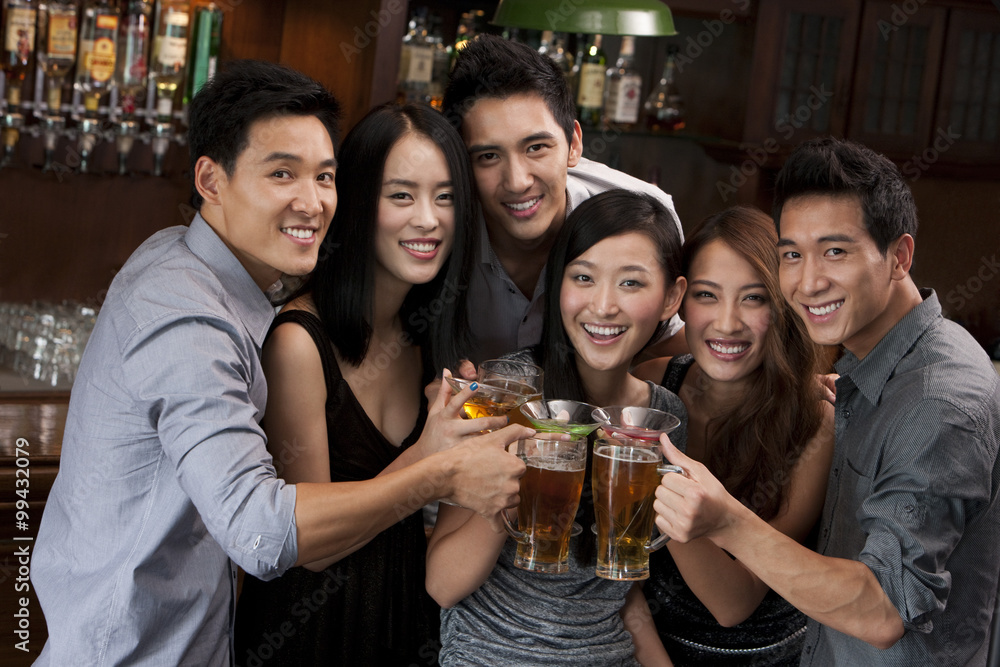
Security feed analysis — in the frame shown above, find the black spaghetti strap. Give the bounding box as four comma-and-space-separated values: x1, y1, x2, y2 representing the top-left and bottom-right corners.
267, 310, 341, 396
660, 354, 695, 394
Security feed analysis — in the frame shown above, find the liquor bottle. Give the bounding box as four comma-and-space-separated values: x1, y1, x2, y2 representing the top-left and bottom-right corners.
74, 0, 118, 115
549, 32, 573, 82
644, 44, 685, 132
37, 0, 77, 113
183, 2, 221, 105
537, 29, 553, 57
115, 0, 152, 117
604, 35, 642, 130
396, 7, 431, 105
567, 33, 585, 102
575, 33, 605, 127
449, 10, 477, 71
114, 0, 151, 173
426, 12, 449, 111
150, 0, 189, 121
2, 0, 38, 105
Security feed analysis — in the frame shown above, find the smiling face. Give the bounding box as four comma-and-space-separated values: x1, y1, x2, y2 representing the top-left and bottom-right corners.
778, 194, 903, 357
461, 93, 582, 247
203, 114, 337, 290
684, 239, 772, 385
374, 132, 455, 291
560, 232, 679, 374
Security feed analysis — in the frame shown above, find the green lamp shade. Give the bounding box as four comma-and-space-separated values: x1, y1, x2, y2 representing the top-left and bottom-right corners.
492, 0, 678, 36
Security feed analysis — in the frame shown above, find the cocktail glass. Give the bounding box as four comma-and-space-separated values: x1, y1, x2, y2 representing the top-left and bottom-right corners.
591, 406, 681, 444
446, 376, 538, 420
520, 399, 601, 437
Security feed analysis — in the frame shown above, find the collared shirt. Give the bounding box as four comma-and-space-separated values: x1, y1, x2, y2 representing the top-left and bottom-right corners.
32, 215, 298, 666
801, 290, 1000, 667
466, 158, 685, 363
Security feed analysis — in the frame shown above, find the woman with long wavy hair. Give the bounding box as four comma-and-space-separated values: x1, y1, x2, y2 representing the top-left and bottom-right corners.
636, 205, 835, 666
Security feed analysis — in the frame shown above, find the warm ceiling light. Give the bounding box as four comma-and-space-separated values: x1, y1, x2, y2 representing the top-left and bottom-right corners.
492, 0, 678, 36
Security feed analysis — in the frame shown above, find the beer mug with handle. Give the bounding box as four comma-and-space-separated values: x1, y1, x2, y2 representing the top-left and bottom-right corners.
592, 437, 684, 581
502, 436, 588, 574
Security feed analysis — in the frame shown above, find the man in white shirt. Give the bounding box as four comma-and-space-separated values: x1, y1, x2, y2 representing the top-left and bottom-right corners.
442, 35, 688, 363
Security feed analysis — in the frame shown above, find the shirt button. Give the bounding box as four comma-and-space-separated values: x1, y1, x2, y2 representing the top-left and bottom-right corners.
833, 467, 839, 477
841, 409, 852, 419
252, 535, 262, 549
508, 287, 516, 294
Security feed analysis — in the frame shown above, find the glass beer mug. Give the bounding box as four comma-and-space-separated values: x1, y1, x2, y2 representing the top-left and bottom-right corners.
592, 437, 684, 581
501, 436, 588, 574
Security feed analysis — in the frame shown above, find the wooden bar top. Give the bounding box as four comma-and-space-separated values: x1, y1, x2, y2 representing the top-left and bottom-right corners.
0, 396, 68, 465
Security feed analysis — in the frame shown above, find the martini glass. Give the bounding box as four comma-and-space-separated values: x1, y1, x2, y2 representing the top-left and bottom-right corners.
520, 399, 601, 437
591, 406, 681, 444
520, 399, 601, 538
446, 376, 538, 421
478, 359, 544, 427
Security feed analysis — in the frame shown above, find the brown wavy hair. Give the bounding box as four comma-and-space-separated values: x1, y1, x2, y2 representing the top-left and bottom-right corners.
682, 206, 824, 521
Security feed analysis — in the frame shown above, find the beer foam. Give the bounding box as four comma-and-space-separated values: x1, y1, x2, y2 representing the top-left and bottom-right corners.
594, 446, 660, 463
526, 455, 585, 472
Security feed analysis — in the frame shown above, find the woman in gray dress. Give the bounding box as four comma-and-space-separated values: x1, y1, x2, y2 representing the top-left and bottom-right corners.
426, 189, 688, 666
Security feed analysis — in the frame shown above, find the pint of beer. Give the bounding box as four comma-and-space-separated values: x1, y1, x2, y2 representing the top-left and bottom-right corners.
502, 437, 587, 573
592, 438, 682, 580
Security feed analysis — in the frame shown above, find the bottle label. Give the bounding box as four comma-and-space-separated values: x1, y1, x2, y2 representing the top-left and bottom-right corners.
405, 45, 434, 84
158, 12, 190, 69
577, 63, 605, 108
87, 36, 117, 83
607, 74, 642, 124
46, 13, 78, 59
4, 8, 37, 59
96, 15, 118, 31
158, 35, 188, 68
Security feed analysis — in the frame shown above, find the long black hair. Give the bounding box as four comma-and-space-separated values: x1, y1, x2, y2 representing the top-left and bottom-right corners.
306, 103, 477, 375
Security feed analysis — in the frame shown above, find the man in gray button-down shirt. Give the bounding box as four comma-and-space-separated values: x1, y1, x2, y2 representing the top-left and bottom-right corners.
31, 60, 529, 666
654, 137, 999, 666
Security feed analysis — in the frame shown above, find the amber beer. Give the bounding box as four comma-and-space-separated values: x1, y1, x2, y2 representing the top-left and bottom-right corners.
593, 441, 663, 580
503, 437, 587, 574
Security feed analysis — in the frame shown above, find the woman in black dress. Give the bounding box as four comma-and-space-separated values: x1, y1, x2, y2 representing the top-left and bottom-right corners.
636, 206, 835, 666
233, 103, 523, 666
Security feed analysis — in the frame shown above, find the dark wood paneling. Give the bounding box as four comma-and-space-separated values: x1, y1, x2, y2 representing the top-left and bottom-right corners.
220, 0, 287, 63
0, 163, 190, 304
279, 0, 388, 132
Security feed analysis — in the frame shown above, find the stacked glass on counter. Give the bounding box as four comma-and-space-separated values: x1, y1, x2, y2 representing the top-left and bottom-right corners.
0, 0, 223, 174
0, 300, 98, 388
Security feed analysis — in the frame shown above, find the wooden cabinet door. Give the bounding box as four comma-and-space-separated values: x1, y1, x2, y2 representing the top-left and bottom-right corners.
847, 1, 947, 157
934, 7, 1000, 162
743, 0, 861, 146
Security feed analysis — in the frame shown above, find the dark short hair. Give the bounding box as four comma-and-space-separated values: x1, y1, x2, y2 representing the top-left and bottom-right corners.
442, 34, 575, 145
186, 59, 341, 209
540, 189, 683, 403
308, 103, 477, 375
772, 136, 917, 255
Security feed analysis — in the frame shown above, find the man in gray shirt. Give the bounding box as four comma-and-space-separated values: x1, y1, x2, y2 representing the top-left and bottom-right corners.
442, 35, 687, 363
31, 60, 529, 665
654, 137, 999, 665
